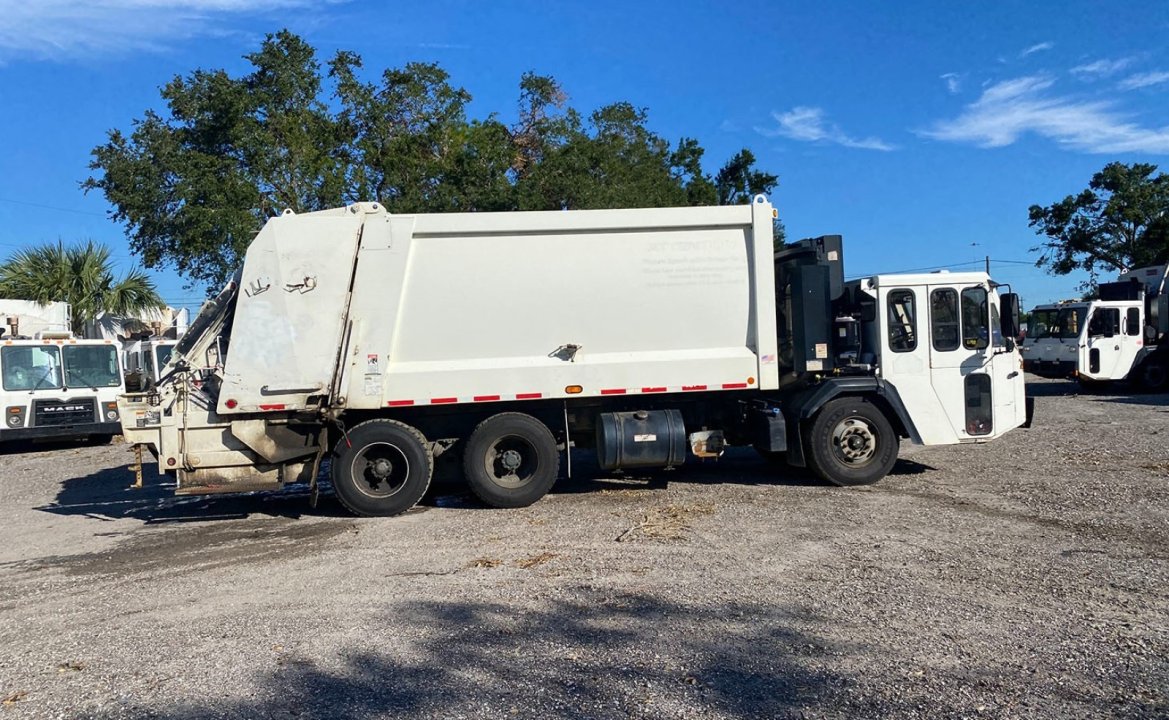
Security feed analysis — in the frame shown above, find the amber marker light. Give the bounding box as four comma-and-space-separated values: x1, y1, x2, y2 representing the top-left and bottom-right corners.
565, 385, 583, 394
747, 377, 755, 385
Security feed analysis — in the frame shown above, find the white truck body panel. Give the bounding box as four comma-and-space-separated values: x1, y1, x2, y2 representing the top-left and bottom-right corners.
217, 201, 779, 414
0, 300, 71, 337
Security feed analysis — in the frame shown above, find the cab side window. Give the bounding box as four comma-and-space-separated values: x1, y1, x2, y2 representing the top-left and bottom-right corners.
1125, 308, 1140, 336
887, 289, 917, 352
961, 287, 989, 350
931, 289, 960, 352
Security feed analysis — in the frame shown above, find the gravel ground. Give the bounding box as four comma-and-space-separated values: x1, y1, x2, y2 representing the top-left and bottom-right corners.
1, 378, 1167, 719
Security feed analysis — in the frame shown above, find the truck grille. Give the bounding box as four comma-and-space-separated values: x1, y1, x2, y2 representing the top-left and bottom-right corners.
32, 398, 97, 427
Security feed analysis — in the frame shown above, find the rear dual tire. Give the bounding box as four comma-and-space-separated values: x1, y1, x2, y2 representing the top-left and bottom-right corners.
332, 419, 433, 517
463, 413, 559, 508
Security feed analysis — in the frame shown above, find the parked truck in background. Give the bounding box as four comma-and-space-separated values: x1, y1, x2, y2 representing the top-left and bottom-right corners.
1021, 300, 1088, 379
123, 338, 180, 391
1023, 265, 1169, 391
118, 198, 1030, 516
1, 322, 125, 446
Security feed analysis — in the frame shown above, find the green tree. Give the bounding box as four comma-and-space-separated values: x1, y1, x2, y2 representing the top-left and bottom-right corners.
0, 241, 165, 336
86, 30, 783, 291
1029, 162, 1169, 278
713, 148, 784, 246
84, 30, 347, 289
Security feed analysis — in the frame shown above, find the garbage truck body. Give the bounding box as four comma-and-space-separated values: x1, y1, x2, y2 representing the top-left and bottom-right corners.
119, 199, 1030, 516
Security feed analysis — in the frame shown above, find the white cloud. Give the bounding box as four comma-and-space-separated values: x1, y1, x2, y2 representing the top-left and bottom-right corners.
758, 106, 895, 151
920, 75, 1169, 154
1020, 42, 1054, 58
941, 73, 961, 94
1070, 57, 1135, 79
0, 1, 335, 61
1119, 70, 1169, 90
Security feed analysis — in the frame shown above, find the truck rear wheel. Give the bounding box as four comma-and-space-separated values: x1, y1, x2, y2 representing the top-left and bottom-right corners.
804, 397, 898, 487
331, 419, 433, 517
1136, 360, 1168, 393
463, 413, 559, 508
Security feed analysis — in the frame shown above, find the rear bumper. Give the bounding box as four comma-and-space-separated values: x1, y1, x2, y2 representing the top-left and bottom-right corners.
0, 421, 121, 442
1023, 359, 1076, 379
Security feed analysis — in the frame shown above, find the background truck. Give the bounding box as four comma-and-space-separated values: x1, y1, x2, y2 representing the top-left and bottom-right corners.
123, 338, 179, 391
1024, 265, 1169, 390
119, 198, 1029, 516
1021, 300, 1088, 378
1, 330, 126, 446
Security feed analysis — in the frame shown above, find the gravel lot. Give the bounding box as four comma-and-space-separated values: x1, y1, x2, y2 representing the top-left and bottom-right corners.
1, 378, 1167, 719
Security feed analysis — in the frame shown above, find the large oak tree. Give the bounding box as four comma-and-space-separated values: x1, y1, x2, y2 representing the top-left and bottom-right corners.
85, 30, 780, 291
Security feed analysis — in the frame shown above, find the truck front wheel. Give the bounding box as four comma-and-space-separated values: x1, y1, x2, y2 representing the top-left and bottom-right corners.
804, 398, 898, 487
1136, 360, 1168, 393
463, 413, 560, 508
331, 419, 433, 517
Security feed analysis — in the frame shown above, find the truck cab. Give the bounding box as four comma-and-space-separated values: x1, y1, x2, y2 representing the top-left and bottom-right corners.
853, 273, 1028, 443
1021, 301, 1087, 378
1, 334, 125, 445
124, 338, 179, 391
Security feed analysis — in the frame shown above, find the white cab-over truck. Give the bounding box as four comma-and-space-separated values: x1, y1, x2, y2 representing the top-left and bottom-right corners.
1, 331, 125, 445
1023, 265, 1169, 390
119, 198, 1030, 516
123, 338, 179, 391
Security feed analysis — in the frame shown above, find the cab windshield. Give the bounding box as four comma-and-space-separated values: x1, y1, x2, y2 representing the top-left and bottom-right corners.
1, 345, 62, 391
62, 345, 122, 388
1031, 307, 1085, 340
155, 344, 175, 369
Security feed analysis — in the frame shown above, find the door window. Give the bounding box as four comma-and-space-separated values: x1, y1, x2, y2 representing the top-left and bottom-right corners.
1088, 308, 1120, 337
1125, 308, 1140, 336
887, 289, 917, 352
964, 374, 993, 435
931, 289, 960, 352
961, 287, 989, 350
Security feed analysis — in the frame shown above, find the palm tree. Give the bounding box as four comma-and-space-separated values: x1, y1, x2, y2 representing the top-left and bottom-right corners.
0, 240, 165, 337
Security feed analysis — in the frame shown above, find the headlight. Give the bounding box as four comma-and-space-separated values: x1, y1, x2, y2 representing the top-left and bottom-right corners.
106, 411, 118, 420
7, 414, 22, 427
5, 406, 23, 427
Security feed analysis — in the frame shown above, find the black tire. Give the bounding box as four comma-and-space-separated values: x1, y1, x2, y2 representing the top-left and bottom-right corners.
1135, 359, 1169, 393
463, 412, 559, 508
331, 419, 433, 517
804, 397, 898, 487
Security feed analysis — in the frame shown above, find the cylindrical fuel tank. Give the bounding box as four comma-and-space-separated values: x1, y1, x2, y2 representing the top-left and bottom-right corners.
596, 409, 687, 471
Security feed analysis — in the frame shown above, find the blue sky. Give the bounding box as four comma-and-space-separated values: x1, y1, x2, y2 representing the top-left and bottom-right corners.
1, 0, 1168, 315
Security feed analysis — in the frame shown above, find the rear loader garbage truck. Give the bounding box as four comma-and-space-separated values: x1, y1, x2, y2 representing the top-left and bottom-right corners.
118, 197, 1031, 516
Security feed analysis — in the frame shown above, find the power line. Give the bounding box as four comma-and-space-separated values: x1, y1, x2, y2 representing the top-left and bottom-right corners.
0, 196, 108, 218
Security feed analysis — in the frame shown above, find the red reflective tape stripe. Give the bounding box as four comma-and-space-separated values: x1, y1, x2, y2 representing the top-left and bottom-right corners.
387, 400, 414, 407
722, 383, 748, 389
431, 397, 458, 404
473, 395, 500, 402
682, 385, 707, 391
258, 404, 285, 411
516, 392, 542, 400
600, 388, 627, 395
641, 387, 667, 393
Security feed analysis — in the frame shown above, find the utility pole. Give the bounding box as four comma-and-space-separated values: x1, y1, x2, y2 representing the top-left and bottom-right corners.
985, 255, 990, 275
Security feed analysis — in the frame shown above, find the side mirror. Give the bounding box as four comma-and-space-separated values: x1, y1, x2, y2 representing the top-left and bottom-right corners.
1000, 292, 1020, 342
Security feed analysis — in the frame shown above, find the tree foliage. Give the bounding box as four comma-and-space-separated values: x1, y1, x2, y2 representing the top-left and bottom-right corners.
1029, 162, 1169, 277
0, 241, 165, 336
85, 30, 780, 290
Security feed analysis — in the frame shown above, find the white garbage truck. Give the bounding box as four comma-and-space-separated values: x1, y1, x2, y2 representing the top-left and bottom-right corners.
118, 198, 1031, 516
1024, 265, 1169, 390
1, 329, 126, 446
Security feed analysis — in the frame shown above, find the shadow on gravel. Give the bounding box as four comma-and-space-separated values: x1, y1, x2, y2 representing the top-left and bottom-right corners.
90, 593, 857, 720
0, 436, 113, 456
36, 462, 355, 524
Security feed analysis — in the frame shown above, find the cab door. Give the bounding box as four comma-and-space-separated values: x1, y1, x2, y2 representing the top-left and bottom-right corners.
1083, 306, 1122, 380
927, 285, 994, 439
